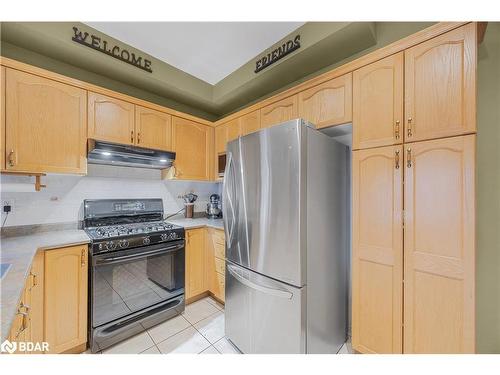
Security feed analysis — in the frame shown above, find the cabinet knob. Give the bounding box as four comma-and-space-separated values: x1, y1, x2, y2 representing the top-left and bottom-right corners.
137, 132, 141, 144
81, 249, 86, 267
131, 130, 134, 143
407, 148, 412, 168
395, 150, 400, 169
395, 121, 400, 140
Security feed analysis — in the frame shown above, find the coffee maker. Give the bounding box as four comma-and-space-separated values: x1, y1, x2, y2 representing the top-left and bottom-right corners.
206, 194, 222, 219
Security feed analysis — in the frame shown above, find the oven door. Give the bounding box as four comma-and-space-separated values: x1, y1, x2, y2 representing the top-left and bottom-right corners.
91, 240, 185, 328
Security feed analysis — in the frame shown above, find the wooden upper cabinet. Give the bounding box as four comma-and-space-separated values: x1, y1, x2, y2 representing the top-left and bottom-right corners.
88, 92, 135, 145
172, 116, 213, 181
240, 110, 261, 136
404, 135, 475, 354
260, 95, 298, 128
404, 23, 476, 142
353, 53, 403, 150
226, 118, 240, 142
135, 105, 172, 151
44, 245, 88, 354
185, 228, 206, 300
298, 73, 352, 129
5, 69, 87, 174
352, 145, 403, 354
215, 123, 228, 155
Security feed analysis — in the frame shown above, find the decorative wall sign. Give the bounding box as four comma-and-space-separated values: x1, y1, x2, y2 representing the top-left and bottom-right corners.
72, 26, 153, 73
254, 35, 301, 73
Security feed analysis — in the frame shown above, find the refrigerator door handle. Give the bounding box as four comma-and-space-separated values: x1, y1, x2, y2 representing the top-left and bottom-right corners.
227, 264, 293, 300
223, 151, 236, 246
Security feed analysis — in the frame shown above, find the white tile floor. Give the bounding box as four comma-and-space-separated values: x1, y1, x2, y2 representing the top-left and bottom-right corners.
88, 296, 352, 354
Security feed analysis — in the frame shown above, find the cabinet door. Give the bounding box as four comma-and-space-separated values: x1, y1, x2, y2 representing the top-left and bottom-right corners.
353, 53, 403, 150
45, 245, 88, 354
226, 118, 241, 143
260, 95, 298, 128
215, 123, 228, 155
28, 251, 44, 349
172, 116, 213, 181
185, 228, 206, 299
404, 135, 475, 353
88, 92, 135, 145
404, 23, 476, 142
298, 73, 352, 129
135, 105, 172, 151
1, 67, 5, 171
5, 69, 87, 174
240, 110, 260, 136
352, 145, 403, 354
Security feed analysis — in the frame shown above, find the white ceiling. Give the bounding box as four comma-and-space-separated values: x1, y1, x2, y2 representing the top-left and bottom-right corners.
85, 22, 304, 85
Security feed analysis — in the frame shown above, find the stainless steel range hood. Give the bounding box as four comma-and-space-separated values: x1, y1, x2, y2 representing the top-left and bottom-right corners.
88, 140, 175, 169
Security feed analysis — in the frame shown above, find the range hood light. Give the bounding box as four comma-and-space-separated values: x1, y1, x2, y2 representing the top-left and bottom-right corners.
160, 159, 167, 162
101, 151, 112, 156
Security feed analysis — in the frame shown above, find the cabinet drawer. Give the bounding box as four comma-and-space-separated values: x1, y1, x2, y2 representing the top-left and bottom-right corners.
214, 242, 225, 260
213, 229, 225, 245
215, 257, 225, 275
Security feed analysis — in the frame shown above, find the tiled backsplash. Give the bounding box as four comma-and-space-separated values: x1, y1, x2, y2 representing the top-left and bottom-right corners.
0, 164, 222, 227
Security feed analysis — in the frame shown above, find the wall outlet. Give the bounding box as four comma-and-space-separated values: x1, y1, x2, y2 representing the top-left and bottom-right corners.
2, 199, 14, 213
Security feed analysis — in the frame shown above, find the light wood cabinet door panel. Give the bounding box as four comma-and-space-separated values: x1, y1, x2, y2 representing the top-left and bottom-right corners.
215, 123, 228, 155
135, 105, 172, 151
5, 69, 87, 174
353, 53, 403, 149
260, 95, 298, 128
44, 245, 88, 354
172, 116, 213, 181
404, 135, 475, 353
404, 24, 476, 142
1, 67, 5, 171
298, 73, 352, 129
240, 110, 260, 136
88, 92, 135, 145
186, 228, 206, 299
29, 251, 44, 349
352, 145, 403, 354
226, 118, 240, 142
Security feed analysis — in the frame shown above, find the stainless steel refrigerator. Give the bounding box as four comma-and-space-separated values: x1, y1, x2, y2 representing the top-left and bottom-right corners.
223, 119, 348, 354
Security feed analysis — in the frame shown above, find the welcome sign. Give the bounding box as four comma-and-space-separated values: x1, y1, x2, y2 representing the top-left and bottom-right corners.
72, 26, 153, 73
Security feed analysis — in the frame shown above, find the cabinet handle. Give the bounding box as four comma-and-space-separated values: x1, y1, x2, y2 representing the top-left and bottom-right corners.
407, 148, 412, 168
15, 311, 29, 338
29, 272, 37, 289
407, 117, 413, 138
81, 249, 86, 267
131, 130, 134, 143
137, 132, 141, 144
8, 149, 15, 167
395, 120, 400, 140
395, 150, 400, 169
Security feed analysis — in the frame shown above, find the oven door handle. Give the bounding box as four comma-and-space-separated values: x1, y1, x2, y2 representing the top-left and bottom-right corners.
94, 242, 184, 266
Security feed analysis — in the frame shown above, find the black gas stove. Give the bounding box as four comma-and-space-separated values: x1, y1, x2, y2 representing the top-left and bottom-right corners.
83, 199, 184, 254
83, 198, 186, 353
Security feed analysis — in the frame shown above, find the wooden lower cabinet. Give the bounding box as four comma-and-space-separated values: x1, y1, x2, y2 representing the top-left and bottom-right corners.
403, 135, 475, 353
352, 145, 403, 354
44, 245, 88, 354
7, 252, 45, 353
185, 227, 225, 303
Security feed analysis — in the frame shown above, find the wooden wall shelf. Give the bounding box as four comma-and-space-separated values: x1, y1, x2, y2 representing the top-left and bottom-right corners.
1, 171, 47, 191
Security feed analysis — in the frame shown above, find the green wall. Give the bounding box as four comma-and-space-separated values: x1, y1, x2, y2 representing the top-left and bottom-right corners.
476, 22, 500, 354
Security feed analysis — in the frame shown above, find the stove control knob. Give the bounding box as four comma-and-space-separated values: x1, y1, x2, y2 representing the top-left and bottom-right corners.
106, 241, 117, 250
98, 243, 103, 251
160, 234, 168, 241
143, 236, 151, 245
119, 239, 129, 249
169, 232, 178, 240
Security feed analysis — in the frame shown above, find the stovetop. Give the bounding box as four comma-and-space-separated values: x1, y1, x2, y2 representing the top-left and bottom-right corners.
85, 221, 183, 240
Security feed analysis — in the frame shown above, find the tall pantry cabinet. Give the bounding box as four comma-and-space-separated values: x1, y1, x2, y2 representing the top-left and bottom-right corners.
352, 23, 477, 354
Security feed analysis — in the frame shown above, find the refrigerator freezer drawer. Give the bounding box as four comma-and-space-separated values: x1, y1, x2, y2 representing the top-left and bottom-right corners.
225, 261, 306, 354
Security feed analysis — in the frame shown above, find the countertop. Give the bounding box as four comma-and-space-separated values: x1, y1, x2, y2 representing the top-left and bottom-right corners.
0, 230, 90, 342
0, 216, 223, 342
